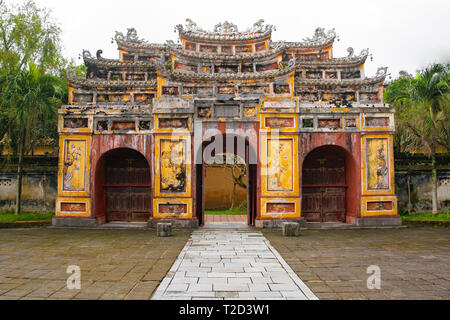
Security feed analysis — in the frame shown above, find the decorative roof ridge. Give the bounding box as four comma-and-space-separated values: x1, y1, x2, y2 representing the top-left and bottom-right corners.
82, 54, 158, 68
272, 27, 337, 49
175, 19, 274, 41
163, 61, 296, 81
168, 44, 283, 62
113, 28, 168, 50
295, 48, 369, 67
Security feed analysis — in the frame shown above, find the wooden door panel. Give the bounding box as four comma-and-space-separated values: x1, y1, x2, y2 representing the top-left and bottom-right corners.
104, 150, 151, 222
106, 187, 130, 221
301, 147, 346, 222
322, 188, 346, 222
302, 189, 321, 222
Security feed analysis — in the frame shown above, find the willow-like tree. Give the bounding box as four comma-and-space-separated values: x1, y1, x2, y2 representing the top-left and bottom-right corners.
385, 63, 450, 214
0, 0, 67, 214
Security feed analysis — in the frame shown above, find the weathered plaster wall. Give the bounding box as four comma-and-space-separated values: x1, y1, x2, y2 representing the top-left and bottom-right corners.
395, 171, 450, 212
0, 171, 57, 212
204, 165, 247, 210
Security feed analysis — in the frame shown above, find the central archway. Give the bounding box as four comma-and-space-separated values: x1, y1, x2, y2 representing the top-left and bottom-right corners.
195, 134, 257, 227
95, 148, 151, 222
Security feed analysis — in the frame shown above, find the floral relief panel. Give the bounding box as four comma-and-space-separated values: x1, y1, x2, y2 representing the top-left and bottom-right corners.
366, 138, 389, 190
160, 140, 186, 192
267, 139, 293, 192
62, 140, 86, 192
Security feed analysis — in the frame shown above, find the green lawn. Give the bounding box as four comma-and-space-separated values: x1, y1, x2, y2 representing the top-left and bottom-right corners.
205, 209, 247, 215
0, 210, 54, 222
402, 212, 450, 222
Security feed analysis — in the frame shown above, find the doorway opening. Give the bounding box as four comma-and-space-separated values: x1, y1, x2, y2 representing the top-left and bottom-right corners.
195, 134, 257, 227
301, 145, 348, 223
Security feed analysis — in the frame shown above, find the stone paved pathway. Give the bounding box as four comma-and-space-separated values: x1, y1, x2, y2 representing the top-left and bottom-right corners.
151, 228, 318, 300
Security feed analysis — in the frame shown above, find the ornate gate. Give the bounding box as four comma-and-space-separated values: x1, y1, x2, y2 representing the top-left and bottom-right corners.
302, 147, 346, 222
104, 149, 151, 222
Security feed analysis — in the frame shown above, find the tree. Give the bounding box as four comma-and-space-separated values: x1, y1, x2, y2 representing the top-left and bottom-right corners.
385, 63, 450, 214
0, 0, 64, 74
0, 64, 65, 214
0, 0, 66, 214
228, 155, 247, 210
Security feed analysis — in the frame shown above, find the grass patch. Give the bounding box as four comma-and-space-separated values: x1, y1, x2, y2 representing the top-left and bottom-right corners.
402, 212, 450, 222
0, 210, 54, 222
205, 209, 247, 215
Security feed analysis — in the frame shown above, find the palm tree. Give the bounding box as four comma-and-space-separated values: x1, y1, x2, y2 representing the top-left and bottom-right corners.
0, 63, 65, 214
385, 63, 449, 214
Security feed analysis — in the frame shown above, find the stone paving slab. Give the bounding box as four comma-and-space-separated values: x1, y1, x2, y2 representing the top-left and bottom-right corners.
151, 229, 318, 300
263, 227, 450, 300
0, 228, 191, 300
0, 226, 448, 300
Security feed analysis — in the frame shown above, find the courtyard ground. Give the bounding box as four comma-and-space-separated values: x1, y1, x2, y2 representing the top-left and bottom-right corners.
0, 226, 448, 300
263, 227, 450, 300
0, 228, 191, 299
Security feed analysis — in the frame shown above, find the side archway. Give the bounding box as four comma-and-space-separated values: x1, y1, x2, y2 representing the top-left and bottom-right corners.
94, 148, 151, 222
301, 145, 358, 222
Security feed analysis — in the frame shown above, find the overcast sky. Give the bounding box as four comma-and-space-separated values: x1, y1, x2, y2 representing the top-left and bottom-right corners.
13, 0, 450, 79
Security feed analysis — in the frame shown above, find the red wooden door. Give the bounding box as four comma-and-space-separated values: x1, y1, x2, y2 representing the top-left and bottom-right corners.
105, 151, 151, 222
302, 147, 346, 222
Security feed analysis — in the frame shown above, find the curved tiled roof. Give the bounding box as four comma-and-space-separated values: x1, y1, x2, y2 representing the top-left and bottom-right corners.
175, 19, 274, 43
296, 55, 368, 69
168, 45, 282, 63
113, 30, 168, 51
67, 76, 157, 89
84, 56, 158, 69
117, 41, 168, 51
295, 75, 385, 87
273, 27, 337, 50
178, 30, 271, 42
162, 64, 295, 82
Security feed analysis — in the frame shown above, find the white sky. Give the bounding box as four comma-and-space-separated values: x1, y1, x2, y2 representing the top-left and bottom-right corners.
9, 0, 450, 79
